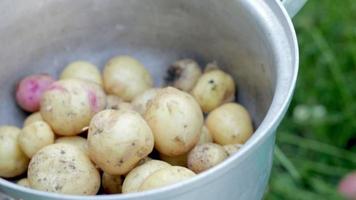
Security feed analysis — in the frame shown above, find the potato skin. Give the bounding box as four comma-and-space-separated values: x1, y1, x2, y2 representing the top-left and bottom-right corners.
192, 69, 235, 113
132, 88, 160, 115
103, 56, 153, 101
102, 172, 122, 194
40, 79, 106, 136
166, 59, 202, 92
106, 95, 133, 111
223, 144, 243, 156
18, 121, 55, 158
206, 103, 253, 145
88, 109, 154, 175
139, 166, 195, 191
28, 143, 100, 195
23, 112, 43, 127
17, 178, 30, 188
60, 61, 103, 85
122, 160, 170, 193
145, 87, 204, 156
55, 136, 88, 156
187, 143, 228, 173
0, 126, 29, 178
16, 74, 55, 112
198, 126, 213, 145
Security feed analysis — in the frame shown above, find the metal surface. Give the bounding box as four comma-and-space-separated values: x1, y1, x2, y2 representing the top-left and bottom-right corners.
281, 0, 308, 17
0, 0, 299, 199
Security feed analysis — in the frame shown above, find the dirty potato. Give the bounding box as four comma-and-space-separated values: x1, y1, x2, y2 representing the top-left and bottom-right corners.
198, 126, 213, 145
55, 136, 88, 156
60, 61, 103, 85
88, 109, 154, 175
223, 144, 243, 156
132, 88, 160, 115
23, 112, 43, 127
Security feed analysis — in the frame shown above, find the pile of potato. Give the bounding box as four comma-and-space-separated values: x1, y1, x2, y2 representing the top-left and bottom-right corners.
0, 56, 253, 195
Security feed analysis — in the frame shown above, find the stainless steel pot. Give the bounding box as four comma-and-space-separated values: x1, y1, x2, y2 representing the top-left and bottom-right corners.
0, 0, 305, 199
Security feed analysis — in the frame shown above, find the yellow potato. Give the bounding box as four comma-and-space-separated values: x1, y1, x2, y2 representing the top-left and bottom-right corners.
198, 126, 213, 145
0, 126, 29, 178
17, 178, 30, 188
103, 56, 153, 101
55, 136, 88, 156
223, 144, 243, 156
102, 172, 122, 194
145, 87, 203, 156
187, 143, 228, 173
139, 166, 195, 191
122, 160, 170, 193
60, 61, 103, 85
28, 143, 100, 195
18, 121, 55, 158
23, 112, 43, 127
166, 59, 202, 92
88, 109, 154, 175
192, 69, 235, 113
40, 79, 106, 136
206, 103, 253, 145
159, 153, 187, 167
132, 88, 160, 115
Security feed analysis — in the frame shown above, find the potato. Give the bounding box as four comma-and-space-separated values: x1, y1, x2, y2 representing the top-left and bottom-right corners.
206, 103, 253, 145
159, 153, 187, 167
18, 121, 55, 158
192, 68, 235, 113
17, 178, 30, 188
40, 79, 106, 136
16, 74, 55, 112
223, 144, 243, 156
60, 61, 103, 85
132, 88, 160, 115
28, 143, 100, 195
102, 172, 122, 194
187, 143, 228, 173
106, 95, 133, 111
23, 112, 43, 127
139, 166, 195, 191
0, 126, 29, 178
198, 126, 213, 145
145, 87, 203, 156
103, 56, 153, 101
55, 136, 88, 156
122, 159, 170, 193
166, 59, 202, 92
88, 109, 154, 175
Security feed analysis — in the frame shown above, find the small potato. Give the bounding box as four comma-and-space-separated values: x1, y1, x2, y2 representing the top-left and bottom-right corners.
102, 172, 123, 194
223, 144, 243, 156
192, 68, 235, 113
106, 95, 133, 111
145, 87, 203, 156
40, 79, 106, 136
139, 166, 195, 191
28, 143, 100, 195
0, 126, 29, 178
55, 136, 88, 156
198, 126, 213, 145
18, 121, 55, 158
16, 74, 55, 112
17, 178, 30, 188
206, 103, 253, 145
23, 112, 43, 127
60, 61, 103, 85
159, 153, 187, 167
88, 109, 154, 175
103, 56, 153, 101
166, 59, 202, 92
122, 160, 170, 193
187, 143, 228, 173
132, 88, 160, 115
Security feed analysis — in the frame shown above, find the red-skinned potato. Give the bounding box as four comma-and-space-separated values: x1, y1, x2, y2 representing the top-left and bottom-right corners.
40, 79, 106, 136
16, 74, 55, 112
103, 56, 153, 101
88, 109, 154, 175
206, 103, 253, 145
144, 87, 204, 156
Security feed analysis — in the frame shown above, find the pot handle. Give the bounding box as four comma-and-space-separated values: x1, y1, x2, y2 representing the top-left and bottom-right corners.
281, 0, 308, 17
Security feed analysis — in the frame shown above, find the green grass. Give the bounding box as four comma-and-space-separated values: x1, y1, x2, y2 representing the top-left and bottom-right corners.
266, 0, 356, 199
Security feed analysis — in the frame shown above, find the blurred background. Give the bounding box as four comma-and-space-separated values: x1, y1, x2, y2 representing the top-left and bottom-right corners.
266, 0, 356, 199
